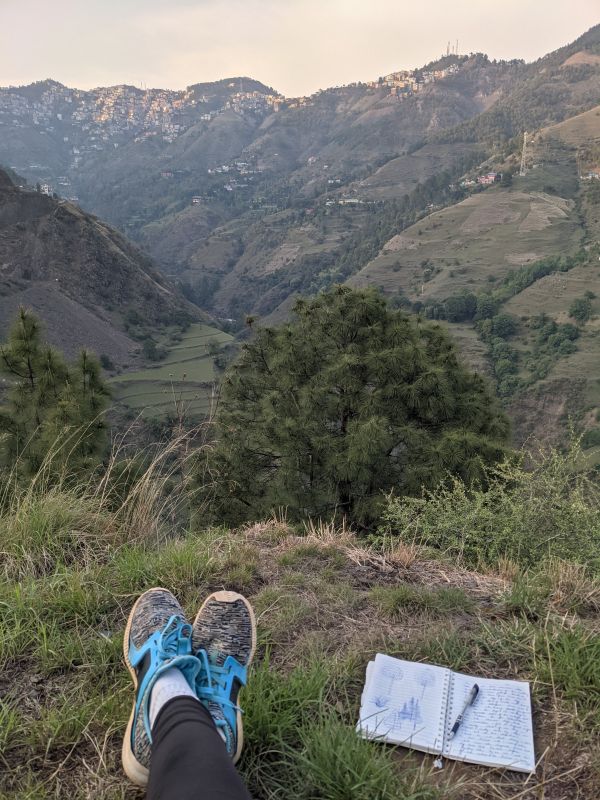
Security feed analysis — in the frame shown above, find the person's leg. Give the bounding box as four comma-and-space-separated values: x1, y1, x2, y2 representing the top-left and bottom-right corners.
121, 588, 255, 799
121, 588, 201, 787
147, 696, 252, 800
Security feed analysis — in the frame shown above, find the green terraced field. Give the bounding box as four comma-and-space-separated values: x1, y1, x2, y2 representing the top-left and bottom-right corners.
109, 323, 233, 419
350, 181, 583, 304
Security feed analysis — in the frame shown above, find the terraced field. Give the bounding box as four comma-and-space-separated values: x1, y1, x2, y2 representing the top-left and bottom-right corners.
109, 323, 233, 419
349, 177, 582, 304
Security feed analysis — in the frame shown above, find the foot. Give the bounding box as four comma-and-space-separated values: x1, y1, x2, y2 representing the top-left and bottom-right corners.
192, 591, 257, 763
122, 587, 200, 787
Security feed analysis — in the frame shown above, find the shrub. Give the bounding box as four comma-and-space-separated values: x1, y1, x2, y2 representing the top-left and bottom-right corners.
490, 313, 517, 339
379, 442, 600, 572
99, 353, 115, 371
569, 296, 592, 325
582, 428, 600, 449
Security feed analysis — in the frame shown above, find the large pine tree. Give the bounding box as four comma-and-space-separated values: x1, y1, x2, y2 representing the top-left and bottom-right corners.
0, 308, 110, 476
204, 286, 510, 524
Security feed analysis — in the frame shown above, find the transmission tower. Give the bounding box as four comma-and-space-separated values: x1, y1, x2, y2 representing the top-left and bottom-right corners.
519, 131, 528, 176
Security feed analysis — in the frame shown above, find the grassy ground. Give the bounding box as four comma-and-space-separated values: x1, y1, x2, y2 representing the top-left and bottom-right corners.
109, 323, 233, 419
1, 467, 599, 799
350, 180, 582, 304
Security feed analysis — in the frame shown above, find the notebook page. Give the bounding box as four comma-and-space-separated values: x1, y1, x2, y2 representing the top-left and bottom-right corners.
443, 672, 535, 772
357, 654, 450, 754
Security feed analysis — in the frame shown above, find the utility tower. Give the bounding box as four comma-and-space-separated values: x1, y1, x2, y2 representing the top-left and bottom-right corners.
519, 131, 528, 176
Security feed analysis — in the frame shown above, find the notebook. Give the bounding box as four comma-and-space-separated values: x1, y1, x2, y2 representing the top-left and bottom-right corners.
357, 653, 535, 773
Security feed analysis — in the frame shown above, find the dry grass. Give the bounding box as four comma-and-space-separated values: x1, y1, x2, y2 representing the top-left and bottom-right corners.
1, 469, 599, 798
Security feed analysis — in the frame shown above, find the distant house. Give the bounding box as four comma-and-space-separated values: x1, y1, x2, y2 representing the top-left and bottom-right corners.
191, 196, 202, 205
477, 172, 501, 186
160, 170, 173, 178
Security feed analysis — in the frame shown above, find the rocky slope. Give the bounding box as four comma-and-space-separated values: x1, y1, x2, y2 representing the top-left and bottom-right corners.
0, 170, 201, 363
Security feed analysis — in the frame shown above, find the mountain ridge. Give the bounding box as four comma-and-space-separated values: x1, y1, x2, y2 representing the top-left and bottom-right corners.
0, 169, 203, 364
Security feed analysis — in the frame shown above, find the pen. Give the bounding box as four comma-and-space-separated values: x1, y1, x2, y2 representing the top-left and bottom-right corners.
448, 683, 479, 739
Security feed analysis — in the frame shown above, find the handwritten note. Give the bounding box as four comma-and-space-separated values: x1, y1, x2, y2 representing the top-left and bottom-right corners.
444, 673, 535, 772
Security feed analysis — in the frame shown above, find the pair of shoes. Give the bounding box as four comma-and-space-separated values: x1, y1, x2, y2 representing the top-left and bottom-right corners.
121, 587, 257, 787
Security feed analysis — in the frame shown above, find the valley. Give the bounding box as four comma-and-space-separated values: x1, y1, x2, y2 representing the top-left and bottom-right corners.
2, 12, 600, 800
109, 322, 233, 419
1, 26, 600, 441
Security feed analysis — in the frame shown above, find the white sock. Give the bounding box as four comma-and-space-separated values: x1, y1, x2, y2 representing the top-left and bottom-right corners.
149, 667, 198, 730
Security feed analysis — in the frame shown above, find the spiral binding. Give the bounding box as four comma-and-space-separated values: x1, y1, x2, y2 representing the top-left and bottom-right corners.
440, 670, 454, 755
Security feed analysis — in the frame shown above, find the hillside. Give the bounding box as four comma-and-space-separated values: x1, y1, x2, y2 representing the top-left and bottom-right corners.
347, 100, 600, 449
0, 169, 202, 366
2, 26, 600, 438
136, 27, 600, 325
1, 445, 599, 799
2, 29, 600, 335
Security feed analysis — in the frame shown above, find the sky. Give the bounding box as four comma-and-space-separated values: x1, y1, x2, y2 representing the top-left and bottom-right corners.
1, 0, 598, 96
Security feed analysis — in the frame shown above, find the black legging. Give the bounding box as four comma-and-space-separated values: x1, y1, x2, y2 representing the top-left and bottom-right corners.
147, 697, 252, 800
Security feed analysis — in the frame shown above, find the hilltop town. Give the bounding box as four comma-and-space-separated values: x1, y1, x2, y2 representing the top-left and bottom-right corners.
0, 79, 282, 196
0, 58, 466, 197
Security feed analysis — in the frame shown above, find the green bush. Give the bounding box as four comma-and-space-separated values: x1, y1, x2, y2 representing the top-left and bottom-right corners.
379, 442, 600, 572
569, 296, 592, 325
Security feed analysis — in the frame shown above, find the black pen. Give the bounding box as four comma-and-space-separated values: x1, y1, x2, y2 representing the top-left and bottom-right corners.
448, 683, 479, 739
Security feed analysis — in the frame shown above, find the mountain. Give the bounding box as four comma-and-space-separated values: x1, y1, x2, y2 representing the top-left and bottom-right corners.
1, 25, 600, 438
0, 169, 202, 366
1, 27, 599, 330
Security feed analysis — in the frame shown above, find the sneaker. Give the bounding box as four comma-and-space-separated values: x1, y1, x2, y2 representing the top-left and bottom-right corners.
192, 591, 257, 763
121, 587, 200, 787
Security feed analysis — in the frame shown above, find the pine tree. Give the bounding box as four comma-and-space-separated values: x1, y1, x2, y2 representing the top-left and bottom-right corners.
204, 286, 510, 525
0, 308, 110, 476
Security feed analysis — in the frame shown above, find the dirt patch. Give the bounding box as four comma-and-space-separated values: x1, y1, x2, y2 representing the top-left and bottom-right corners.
505, 251, 540, 265
460, 198, 522, 235
561, 50, 600, 67
518, 194, 571, 233
383, 234, 419, 252
260, 242, 302, 275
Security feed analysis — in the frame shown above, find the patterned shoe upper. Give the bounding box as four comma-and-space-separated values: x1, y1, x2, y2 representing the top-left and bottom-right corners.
192, 594, 256, 757
127, 589, 200, 769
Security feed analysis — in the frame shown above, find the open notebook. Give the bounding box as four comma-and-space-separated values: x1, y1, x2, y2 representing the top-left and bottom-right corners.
357, 654, 535, 773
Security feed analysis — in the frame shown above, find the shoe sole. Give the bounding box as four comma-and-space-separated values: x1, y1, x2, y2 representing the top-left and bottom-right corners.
121, 586, 171, 787
193, 590, 257, 764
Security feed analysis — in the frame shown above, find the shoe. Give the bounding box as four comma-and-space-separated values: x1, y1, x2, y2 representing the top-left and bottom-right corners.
121, 587, 201, 787
192, 591, 257, 763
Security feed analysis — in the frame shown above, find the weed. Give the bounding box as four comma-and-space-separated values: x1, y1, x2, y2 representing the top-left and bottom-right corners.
501, 572, 551, 619
371, 584, 474, 619
294, 714, 437, 800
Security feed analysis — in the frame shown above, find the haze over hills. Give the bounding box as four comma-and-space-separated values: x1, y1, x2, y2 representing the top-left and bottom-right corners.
2, 26, 599, 319
1, 24, 600, 440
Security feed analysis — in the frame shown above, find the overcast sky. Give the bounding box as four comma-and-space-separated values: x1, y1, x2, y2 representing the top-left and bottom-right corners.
1, 0, 598, 96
